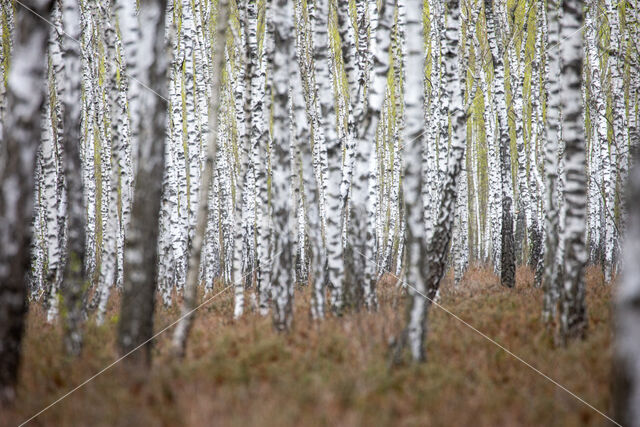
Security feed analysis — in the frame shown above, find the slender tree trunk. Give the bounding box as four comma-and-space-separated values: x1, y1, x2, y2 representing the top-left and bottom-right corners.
293, 0, 330, 319
171, 0, 229, 358
613, 137, 640, 426
236, 0, 257, 317
116, 0, 142, 167
542, 0, 562, 324
60, 0, 87, 357
354, 0, 394, 311
398, 0, 427, 360
0, 0, 53, 404
338, 0, 369, 310
585, 0, 604, 267
39, 7, 67, 323
474, 13, 502, 274
529, 3, 544, 281
484, 0, 515, 288
77, 1, 97, 288
290, 46, 311, 287
508, 3, 531, 265
395, 0, 469, 363
424, 0, 442, 250
271, 0, 295, 331
558, 0, 588, 342
117, 0, 169, 367
535, 0, 551, 287
95, 0, 132, 324
310, 0, 344, 315
251, 1, 272, 316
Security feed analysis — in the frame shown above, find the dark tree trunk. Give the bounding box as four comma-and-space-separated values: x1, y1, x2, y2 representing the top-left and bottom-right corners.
117, 0, 169, 366
530, 217, 543, 282
60, 0, 87, 357
613, 142, 640, 427
0, 0, 54, 404
500, 145, 516, 289
514, 207, 526, 265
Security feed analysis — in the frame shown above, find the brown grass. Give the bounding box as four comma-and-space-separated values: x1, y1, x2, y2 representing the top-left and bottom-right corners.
1, 265, 614, 426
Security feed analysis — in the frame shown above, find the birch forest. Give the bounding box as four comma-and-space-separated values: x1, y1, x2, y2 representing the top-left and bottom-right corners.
1, 0, 639, 424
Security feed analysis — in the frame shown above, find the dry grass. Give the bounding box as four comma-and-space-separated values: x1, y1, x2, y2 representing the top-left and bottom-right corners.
1, 265, 614, 426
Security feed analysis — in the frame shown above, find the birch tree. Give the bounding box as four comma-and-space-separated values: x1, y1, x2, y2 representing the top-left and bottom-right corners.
293, 0, 330, 319
505, 0, 532, 264
251, 0, 272, 316
32, 7, 67, 323
474, 9, 502, 274
313, 0, 344, 315
0, 0, 53, 403
558, 0, 588, 342
529, 2, 545, 281
172, 0, 229, 358
271, 0, 295, 331
116, 0, 142, 164
394, 0, 469, 362
352, 0, 394, 310
542, 0, 562, 324
484, 0, 515, 288
94, 0, 133, 323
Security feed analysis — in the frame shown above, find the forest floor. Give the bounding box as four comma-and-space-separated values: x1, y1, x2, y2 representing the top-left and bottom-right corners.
1, 265, 614, 426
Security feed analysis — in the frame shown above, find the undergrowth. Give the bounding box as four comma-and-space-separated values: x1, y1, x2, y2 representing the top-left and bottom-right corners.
1, 265, 613, 426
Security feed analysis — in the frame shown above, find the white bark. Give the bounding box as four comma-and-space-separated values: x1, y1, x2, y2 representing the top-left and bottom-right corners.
293, 0, 330, 318
400, 0, 468, 362
542, 0, 562, 323
558, 0, 588, 342
271, 0, 295, 330
485, 0, 515, 288
171, 0, 228, 357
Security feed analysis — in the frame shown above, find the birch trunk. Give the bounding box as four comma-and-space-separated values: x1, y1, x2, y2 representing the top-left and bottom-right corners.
529, 4, 544, 280
354, 0, 394, 310
395, 0, 468, 362
542, 0, 562, 324
171, 0, 228, 358
293, 0, 330, 319
604, 0, 624, 281
585, 1, 603, 265
40, 9, 67, 322
423, 0, 442, 249
251, 1, 272, 316
116, 0, 142, 167
558, 0, 588, 342
484, 0, 515, 288
474, 19, 502, 273
271, 0, 295, 331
